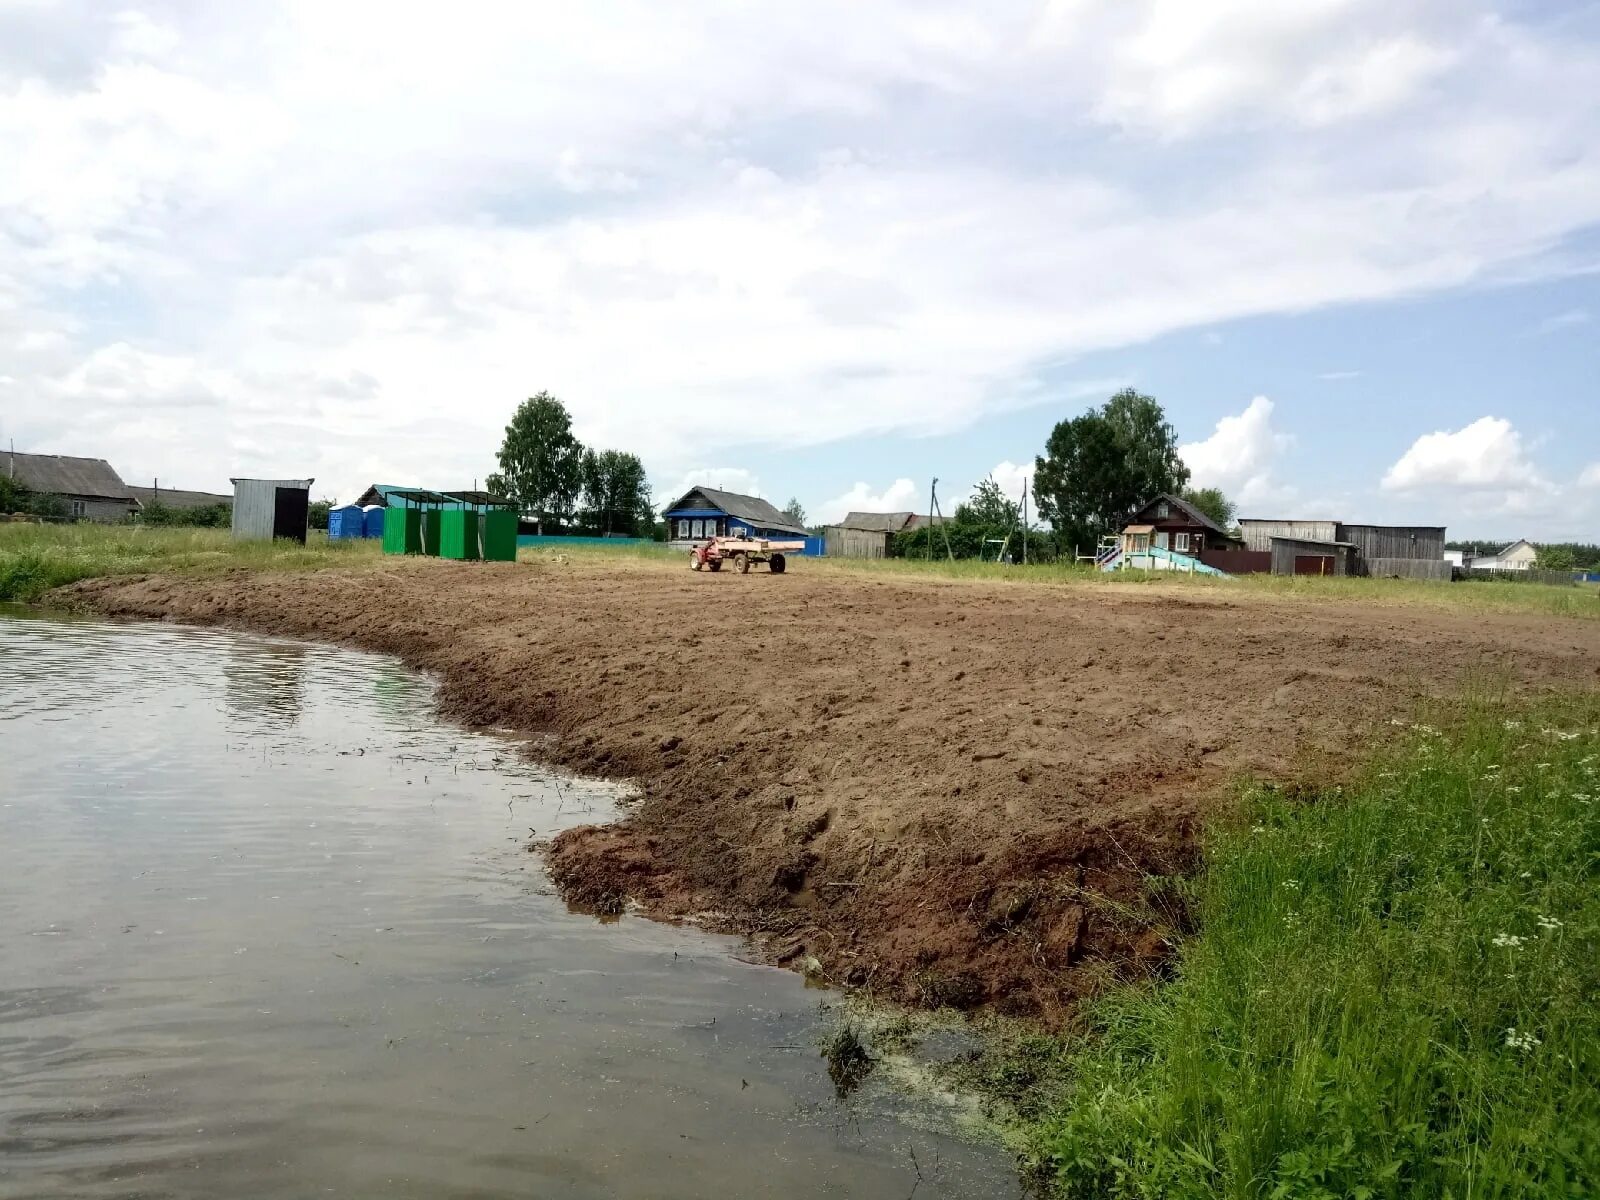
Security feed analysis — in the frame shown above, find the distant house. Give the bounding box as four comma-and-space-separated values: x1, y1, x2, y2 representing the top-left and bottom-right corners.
1120, 493, 1230, 557
4, 451, 139, 521
661, 486, 808, 548
1234, 516, 1448, 579
1470, 539, 1538, 572
129, 485, 232, 512
823, 510, 942, 558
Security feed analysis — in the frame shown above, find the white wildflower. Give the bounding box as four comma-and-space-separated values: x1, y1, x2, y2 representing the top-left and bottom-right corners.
1504, 720, 1523, 731
1537, 915, 1563, 932
1536, 762, 1551, 770
1484, 764, 1501, 773
1412, 723, 1439, 736
1506, 786, 1522, 795
1492, 933, 1527, 949
1520, 872, 1532, 879
1505, 1028, 1540, 1052
1251, 825, 1267, 835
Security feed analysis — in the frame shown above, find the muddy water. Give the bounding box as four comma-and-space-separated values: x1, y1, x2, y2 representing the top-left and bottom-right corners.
0, 611, 1018, 1200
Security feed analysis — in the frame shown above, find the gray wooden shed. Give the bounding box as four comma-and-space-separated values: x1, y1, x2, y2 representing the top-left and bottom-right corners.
230, 478, 314, 543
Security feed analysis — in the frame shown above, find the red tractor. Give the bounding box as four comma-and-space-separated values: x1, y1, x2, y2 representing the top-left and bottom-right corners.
689, 535, 804, 574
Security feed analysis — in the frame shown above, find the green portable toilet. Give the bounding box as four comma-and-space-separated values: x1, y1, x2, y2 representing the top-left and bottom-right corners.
382, 507, 421, 555
439, 508, 480, 560
420, 509, 442, 557
482, 509, 518, 562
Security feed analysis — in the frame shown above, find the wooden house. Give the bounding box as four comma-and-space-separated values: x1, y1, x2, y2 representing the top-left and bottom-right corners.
4, 451, 139, 521
661, 486, 809, 548
1119, 493, 1229, 557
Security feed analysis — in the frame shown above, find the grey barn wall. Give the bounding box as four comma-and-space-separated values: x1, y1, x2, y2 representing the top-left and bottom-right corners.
231, 478, 312, 541
1338, 525, 1446, 561
1270, 538, 1352, 576
1239, 519, 1338, 552
824, 526, 890, 559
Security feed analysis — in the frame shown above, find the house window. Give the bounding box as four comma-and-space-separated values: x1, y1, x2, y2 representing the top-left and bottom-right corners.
691, 519, 703, 538
1175, 532, 1189, 552
71, 500, 86, 518
1156, 501, 1170, 518
676, 518, 690, 538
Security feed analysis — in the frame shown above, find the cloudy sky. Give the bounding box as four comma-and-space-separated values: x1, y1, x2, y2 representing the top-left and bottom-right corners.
3, 0, 1597, 537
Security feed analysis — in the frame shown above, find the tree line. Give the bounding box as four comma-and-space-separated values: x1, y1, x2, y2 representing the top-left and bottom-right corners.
895, 389, 1232, 560
486, 392, 655, 537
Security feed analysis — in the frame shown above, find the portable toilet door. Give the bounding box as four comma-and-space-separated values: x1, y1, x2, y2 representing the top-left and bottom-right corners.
362, 505, 385, 539
328, 504, 363, 539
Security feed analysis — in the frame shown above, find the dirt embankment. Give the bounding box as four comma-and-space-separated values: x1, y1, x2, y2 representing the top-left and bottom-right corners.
63, 559, 1600, 1021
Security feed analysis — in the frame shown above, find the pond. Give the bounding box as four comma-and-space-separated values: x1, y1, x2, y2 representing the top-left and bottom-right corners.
0, 610, 1019, 1199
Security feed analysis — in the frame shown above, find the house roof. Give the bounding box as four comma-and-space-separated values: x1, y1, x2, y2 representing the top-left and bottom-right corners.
836, 511, 917, 532
129, 485, 231, 510
1138, 492, 1227, 535
663, 486, 808, 535
5, 451, 136, 503
1497, 538, 1536, 555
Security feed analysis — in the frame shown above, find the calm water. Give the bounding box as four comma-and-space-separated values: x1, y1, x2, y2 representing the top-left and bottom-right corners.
0, 611, 1017, 1200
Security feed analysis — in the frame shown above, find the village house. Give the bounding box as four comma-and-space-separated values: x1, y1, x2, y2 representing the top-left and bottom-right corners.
1469, 539, 1538, 572
5, 451, 140, 521
661, 486, 809, 548
1118, 493, 1229, 557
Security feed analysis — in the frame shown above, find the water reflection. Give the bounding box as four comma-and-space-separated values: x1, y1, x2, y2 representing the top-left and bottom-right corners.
0, 611, 1018, 1200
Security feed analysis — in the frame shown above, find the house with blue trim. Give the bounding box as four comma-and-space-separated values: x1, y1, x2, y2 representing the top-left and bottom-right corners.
662, 486, 811, 549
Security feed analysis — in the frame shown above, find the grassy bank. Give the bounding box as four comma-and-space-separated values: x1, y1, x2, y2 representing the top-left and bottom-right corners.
970, 692, 1599, 1198
0, 524, 382, 602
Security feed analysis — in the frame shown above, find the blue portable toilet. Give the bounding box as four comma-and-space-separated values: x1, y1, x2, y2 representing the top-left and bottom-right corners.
328, 504, 364, 539
362, 505, 385, 539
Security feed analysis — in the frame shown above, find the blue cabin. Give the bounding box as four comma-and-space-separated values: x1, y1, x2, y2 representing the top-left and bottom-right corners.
662, 486, 812, 550
327, 504, 364, 539
362, 505, 385, 539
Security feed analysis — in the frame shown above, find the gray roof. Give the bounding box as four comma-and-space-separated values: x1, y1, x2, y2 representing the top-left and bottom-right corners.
1140, 492, 1227, 535
129, 485, 232, 510
836, 510, 917, 532
5, 451, 135, 502
664, 486, 808, 535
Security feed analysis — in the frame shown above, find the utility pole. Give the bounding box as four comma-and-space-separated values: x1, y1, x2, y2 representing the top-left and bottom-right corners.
1021, 478, 1028, 565
926, 478, 936, 563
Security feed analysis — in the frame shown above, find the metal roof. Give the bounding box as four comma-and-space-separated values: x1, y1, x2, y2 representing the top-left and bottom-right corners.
662, 486, 808, 535
834, 511, 916, 532
5, 452, 135, 502
129, 485, 232, 510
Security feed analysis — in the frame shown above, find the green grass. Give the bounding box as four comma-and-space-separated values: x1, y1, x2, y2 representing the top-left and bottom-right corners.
0, 524, 381, 602
817, 555, 1599, 620
1015, 692, 1600, 1198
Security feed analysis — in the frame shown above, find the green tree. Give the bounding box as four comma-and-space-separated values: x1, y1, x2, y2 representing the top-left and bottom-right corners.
1181, 486, 1236, 530
1537, 545, 1576, 572
959, 477, 1020, 529
494, 392, 584, 533
308, 499, 332, 530
0, 475, 33, 513
782, 497, 807, 526
1033, 389, 1190, 552
578, 449, 652, 536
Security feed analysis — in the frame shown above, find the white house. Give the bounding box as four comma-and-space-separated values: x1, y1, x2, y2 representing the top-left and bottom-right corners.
1470, 539, 1538, 571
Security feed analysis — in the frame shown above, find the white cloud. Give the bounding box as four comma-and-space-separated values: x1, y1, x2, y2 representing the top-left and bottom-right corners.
1381, 416, 1536, 491
1532, 308, 1590, 336
985, 461, 1036, 508
1179, 396, 1295, 507
1380, 415, 1564, 517
814, 478, 921, 526
1577, 462, 1600, 489
0, 2, 1596, 500
673, 468, 763, 501
1318, 370, 1363, 381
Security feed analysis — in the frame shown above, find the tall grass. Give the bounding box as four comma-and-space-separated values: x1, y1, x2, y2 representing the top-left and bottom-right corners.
0, 524, 380, 602
1031, 692, 1600, 1198
818, 556, 1598, 619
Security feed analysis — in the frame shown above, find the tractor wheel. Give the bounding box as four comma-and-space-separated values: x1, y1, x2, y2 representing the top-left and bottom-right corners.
690, 552, 702, 570
708, 558, 722, 572
769, 553, 786, 574
738, 553, 751, 574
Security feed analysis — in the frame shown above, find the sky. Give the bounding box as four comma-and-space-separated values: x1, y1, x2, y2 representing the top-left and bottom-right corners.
2, 0, 1597, 540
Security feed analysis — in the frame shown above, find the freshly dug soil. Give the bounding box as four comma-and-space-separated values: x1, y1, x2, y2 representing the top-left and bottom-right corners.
63, 558, 1600, 1022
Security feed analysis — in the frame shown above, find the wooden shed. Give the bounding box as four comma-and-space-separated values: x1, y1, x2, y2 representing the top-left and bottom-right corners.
1270, 537, 1357, 576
